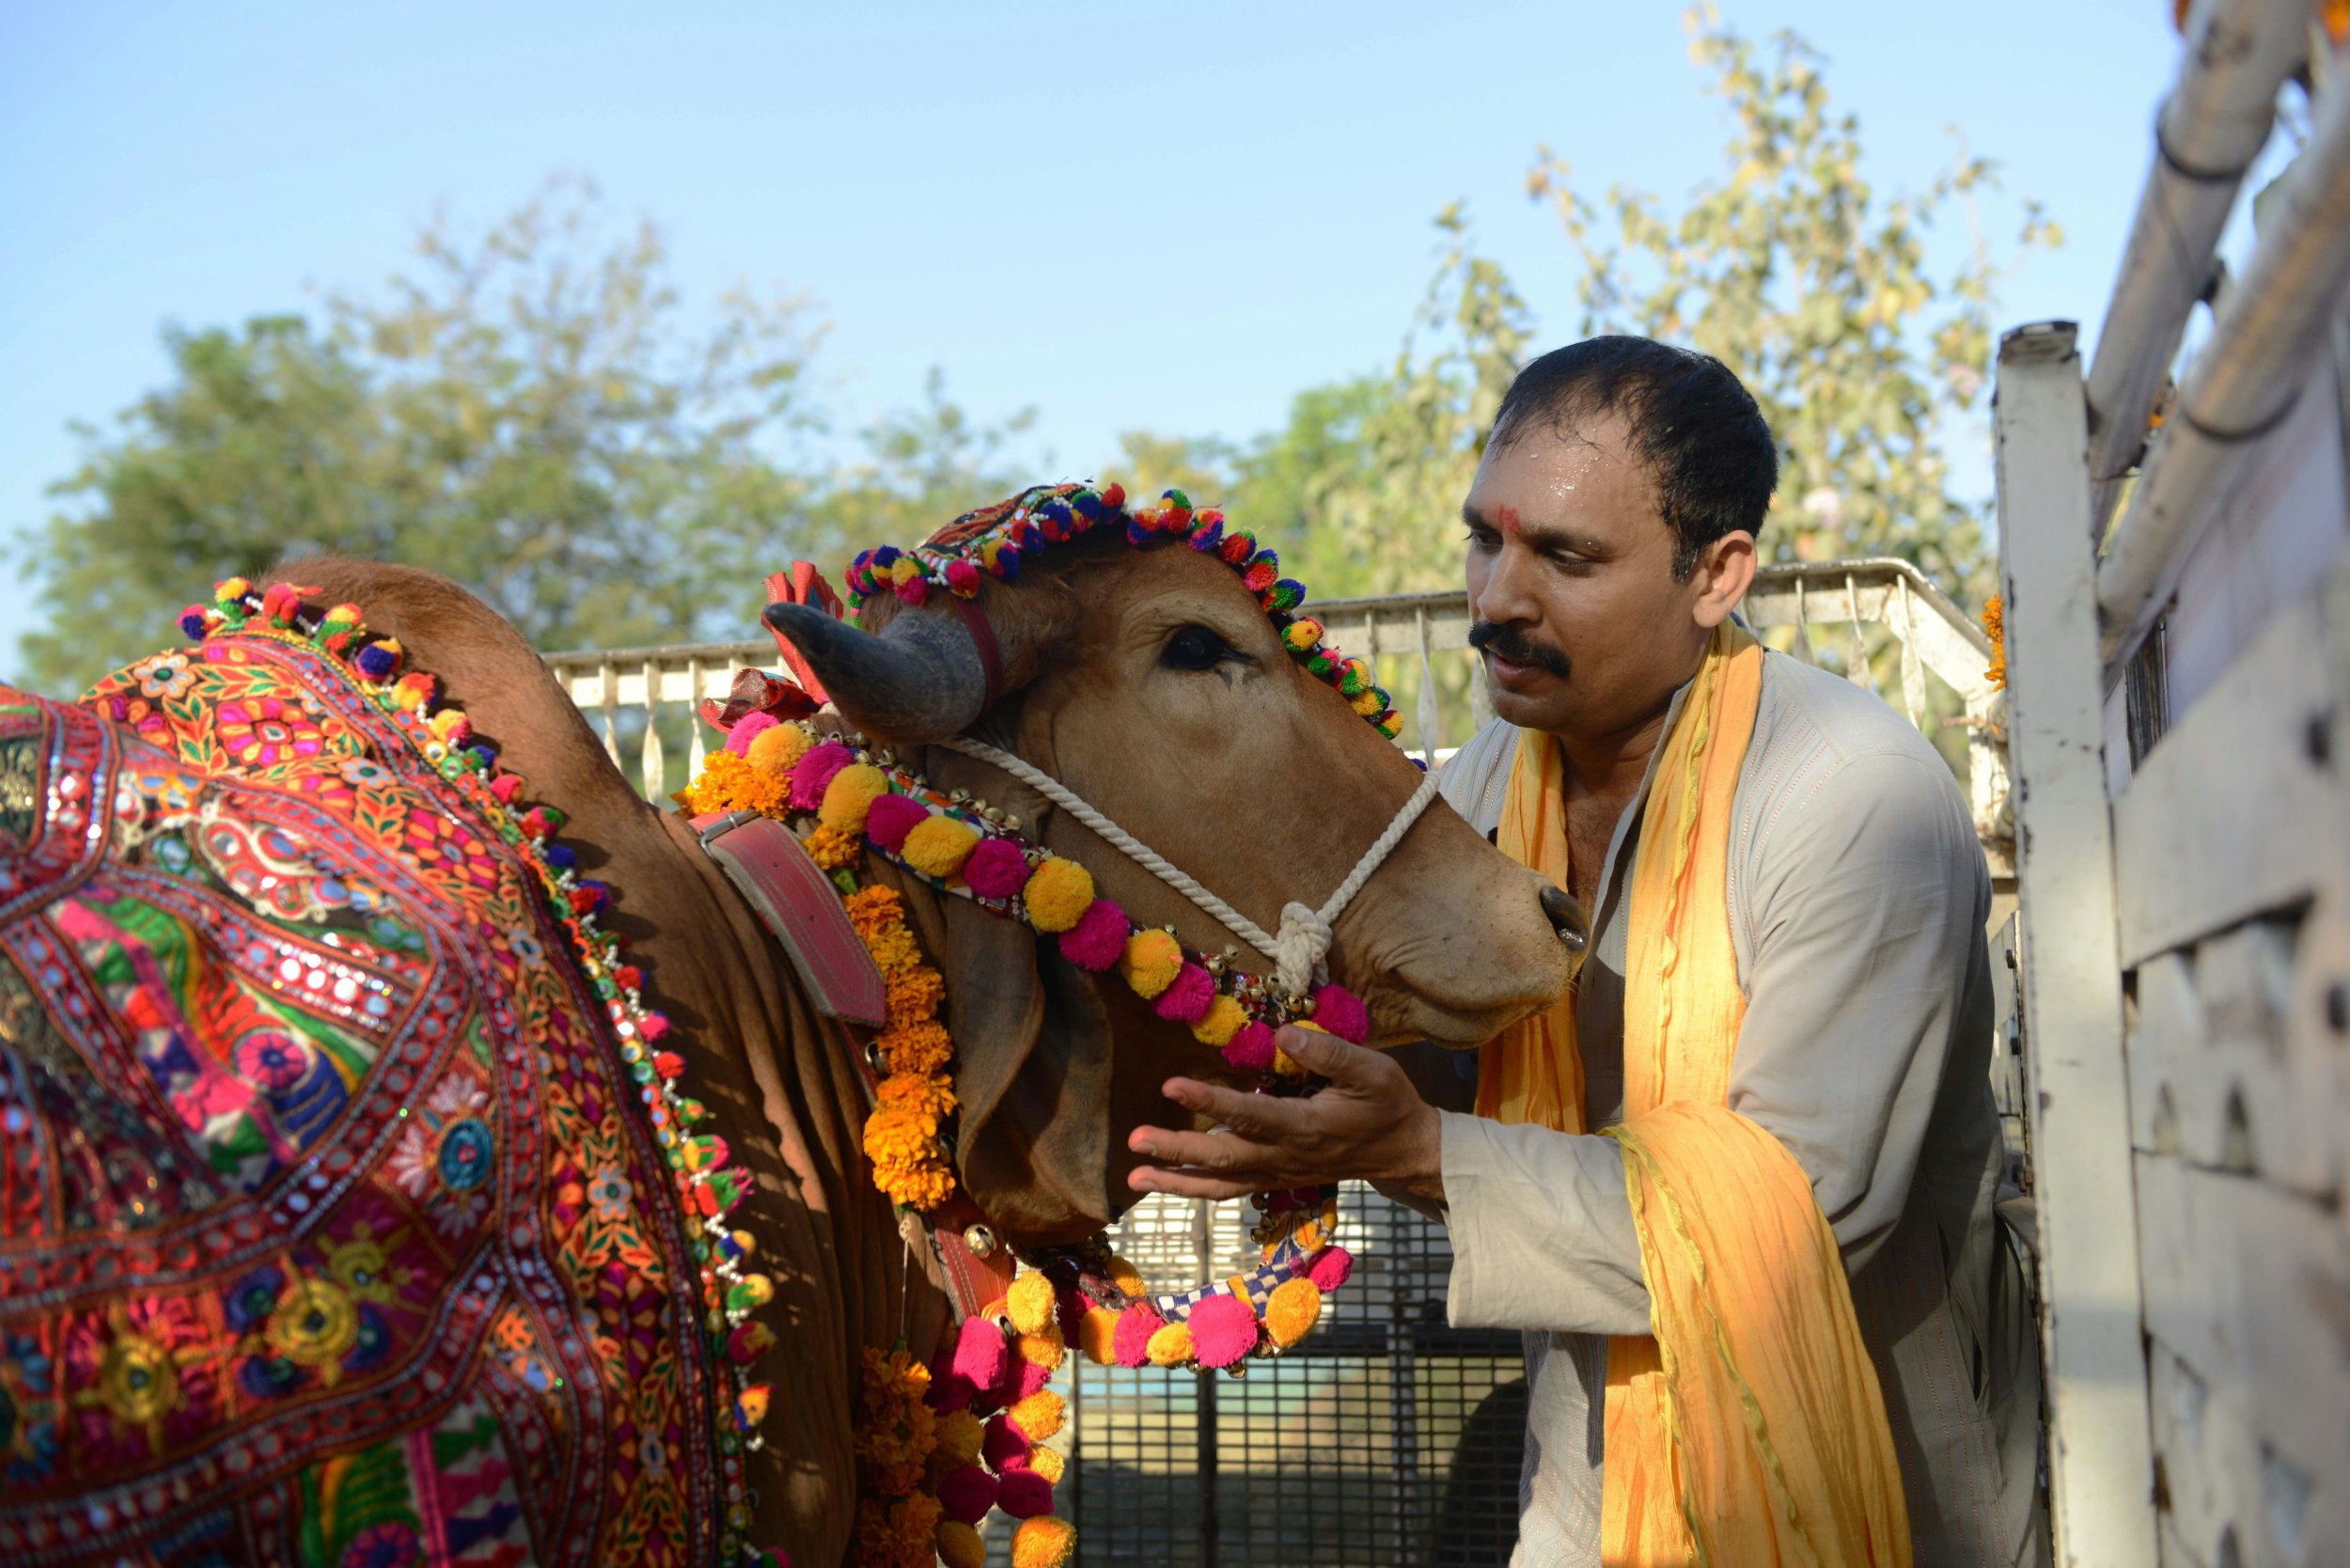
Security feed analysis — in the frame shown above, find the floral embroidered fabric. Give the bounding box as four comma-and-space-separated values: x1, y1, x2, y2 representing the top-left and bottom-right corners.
0, 628, 726, 1566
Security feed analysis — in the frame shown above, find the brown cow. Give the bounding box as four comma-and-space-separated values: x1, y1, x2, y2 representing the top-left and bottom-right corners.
264, 531, 1577, 1563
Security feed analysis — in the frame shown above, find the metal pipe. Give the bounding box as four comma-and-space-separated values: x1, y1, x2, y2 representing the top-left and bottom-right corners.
2097, 57, 2350, 670
2083, 0, 2306, 534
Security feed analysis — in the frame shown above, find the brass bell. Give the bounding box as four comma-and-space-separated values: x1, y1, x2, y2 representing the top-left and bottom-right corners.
963, 1224, 997, 1260
863, 1040, 889, 1075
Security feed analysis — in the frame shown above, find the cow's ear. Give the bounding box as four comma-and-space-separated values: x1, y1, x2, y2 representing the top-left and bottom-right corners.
928, 896, 1117, 1245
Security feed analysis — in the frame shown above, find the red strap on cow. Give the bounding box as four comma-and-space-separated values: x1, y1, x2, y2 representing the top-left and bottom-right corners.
947, 594, 1005, 712
692, 811, 887, 1027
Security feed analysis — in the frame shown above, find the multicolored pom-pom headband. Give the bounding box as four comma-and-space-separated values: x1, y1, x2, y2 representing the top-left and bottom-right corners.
842, 481, 1407, 743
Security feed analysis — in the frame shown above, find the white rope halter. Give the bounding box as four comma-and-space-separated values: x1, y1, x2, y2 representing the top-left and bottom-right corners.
938, 734, 1442, 1000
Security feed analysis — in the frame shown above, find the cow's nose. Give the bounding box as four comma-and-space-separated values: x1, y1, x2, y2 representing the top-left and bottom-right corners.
1539, 883, 1590, 973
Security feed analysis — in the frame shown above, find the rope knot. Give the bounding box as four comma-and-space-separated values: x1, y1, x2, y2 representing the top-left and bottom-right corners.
1273, 902, 1335, 999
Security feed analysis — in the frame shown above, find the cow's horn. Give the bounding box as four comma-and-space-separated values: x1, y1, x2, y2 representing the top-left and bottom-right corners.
762, 602, 989, 743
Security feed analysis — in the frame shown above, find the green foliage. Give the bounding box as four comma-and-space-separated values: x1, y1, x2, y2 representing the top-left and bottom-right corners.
23, 179, 1022, 694
1528, 7, 2059, 600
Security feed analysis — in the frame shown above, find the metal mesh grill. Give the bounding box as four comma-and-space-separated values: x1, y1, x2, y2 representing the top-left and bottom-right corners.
1036, 1184, 1526, 1567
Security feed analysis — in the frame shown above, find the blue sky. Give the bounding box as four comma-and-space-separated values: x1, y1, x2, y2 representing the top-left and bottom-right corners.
0, 2, 2218, 666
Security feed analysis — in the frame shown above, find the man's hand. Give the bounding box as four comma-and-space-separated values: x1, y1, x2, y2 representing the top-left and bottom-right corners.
1126, 1027, 1446, 1209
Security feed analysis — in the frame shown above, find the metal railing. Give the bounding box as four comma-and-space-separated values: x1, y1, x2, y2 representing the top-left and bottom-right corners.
542, 556, 2009, 864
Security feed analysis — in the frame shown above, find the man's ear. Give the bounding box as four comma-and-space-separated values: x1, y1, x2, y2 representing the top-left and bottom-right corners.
1692, 529, 1758, 630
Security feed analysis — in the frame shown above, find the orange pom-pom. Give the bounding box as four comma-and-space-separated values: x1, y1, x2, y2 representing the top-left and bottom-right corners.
937, 1519, 986, 1568
745, 722, 812, 776
1007, 1268, 1058, 1336
1145, 1322, 1194, 1368
818, 762, 888, 832
1118, 929, 1183, 1000
1105, 1255, 1148, 1297
1190, 994, 1247, 1046
1009, 1388, 1065, 1442
1017, 1329, 1065, 1372
1028, 1445, 1065, 1484
1265, 1277, 1324, 1349
1012, 1515, 1077, 1568
1077, 1307, 1121, 1366
901, 814, 981, 879
1023, 856, 1095, 933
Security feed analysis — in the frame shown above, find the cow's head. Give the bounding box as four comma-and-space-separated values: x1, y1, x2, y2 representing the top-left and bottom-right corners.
769, 515, 1580, 1247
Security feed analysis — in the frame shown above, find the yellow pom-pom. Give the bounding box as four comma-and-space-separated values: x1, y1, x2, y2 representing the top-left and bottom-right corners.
1105, 1255, 1148, 1297
1024, 856, 1094, 933
890, 557, 922, 585
744, 722, 812, 776
1265, 1277, 1324, 1349
1010, 1388, 1065, 1442
901, 814, 981, 879
818, 763, 888, 833
937, 1518, 987, 1568
1017, 1329, 1065, 1372
1028, 1445, 1065, 1484
1190, 994, 1247, 1046
1145, 1323, 1194, 1368
1282, 618, 1323, 652
1077, 1307, 1120, 1366
1007, 1269, 1058, 1337
1350, 686, 1384, 717
1011, 1515, 1077, 1568
934, 1406, 984, 1467
1118, 929, 1183, 1000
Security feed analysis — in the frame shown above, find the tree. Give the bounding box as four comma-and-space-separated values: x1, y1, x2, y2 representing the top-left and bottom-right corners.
1528, 6, 2060, 600
24, 179, 1025, 693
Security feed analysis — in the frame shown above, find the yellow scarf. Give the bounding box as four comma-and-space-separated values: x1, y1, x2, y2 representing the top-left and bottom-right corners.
1476, 623, 1911, 1567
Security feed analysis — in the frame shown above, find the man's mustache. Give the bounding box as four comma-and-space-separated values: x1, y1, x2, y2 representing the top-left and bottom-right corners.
1468, 620, 1572, 680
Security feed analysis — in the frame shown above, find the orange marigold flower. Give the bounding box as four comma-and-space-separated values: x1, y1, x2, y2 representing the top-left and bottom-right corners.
807, 822, 865, 870
860, 923, 920, 974
864, 1105, 939, 1166
876, 1019, 953, 1075
877, 1072, 957, 1120
875, 1156, 954, 1212
845, 885, 905, 933
883, 965, 945, 1023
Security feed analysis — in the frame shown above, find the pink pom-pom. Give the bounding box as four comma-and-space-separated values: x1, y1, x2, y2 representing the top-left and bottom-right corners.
894, 573, 931, 607
1111, 1304, 1164, 1369
725, 711, 780, 757
982, 1413, 1030, 1472
1058, 898, 1129, 971
637, 1012, 671, 1043
964, 837, 1031, 901
1187, 1293, 1260, 1369
489, 772, 524, 805
789, 742, 853, 811
997, 1469, 1055, 1519
1310, 983, 1371, 1045
1223, 1021, 1277, 1073
928, 1367, 975, 1413
935, 1464, 998, 1525
1153, 963, 1215, 1024
864, 792, 929, 851
951, 1315, 1009, 1396
1307, 1246, 1355, 1294
944, 559, 983, 598
1014, 1355, 1055, 1400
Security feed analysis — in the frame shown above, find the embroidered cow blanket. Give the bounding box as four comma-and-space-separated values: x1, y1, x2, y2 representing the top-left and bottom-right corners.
0, 610, 746, 1567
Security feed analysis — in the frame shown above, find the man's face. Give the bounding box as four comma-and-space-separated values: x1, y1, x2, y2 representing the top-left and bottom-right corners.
1462, 411, 1743, 742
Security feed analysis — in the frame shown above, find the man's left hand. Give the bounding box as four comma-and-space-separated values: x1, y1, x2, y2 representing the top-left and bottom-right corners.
1126, 1026, 1445, 1209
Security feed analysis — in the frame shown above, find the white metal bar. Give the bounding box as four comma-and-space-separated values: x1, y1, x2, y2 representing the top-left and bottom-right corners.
598, 660, 621, 769
1993, 320, 2158, 1566
686, 654, 708, 779
2098, 61, 2350, 672
639, 657, 662, 800
2085, 0, 2308, 533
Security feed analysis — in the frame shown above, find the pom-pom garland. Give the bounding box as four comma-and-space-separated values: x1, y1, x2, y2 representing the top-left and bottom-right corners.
178, 580, 783, 1568
842, 481, 1402, 742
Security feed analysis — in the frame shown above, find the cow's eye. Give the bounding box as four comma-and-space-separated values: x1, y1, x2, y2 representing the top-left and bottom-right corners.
1163, 625, 1234, 671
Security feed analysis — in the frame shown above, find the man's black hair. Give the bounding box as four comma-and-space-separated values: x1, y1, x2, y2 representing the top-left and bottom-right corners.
1490, 337, 1778, 580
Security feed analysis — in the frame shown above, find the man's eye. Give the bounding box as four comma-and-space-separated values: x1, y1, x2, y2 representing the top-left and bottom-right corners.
1163, 626, 1233, 670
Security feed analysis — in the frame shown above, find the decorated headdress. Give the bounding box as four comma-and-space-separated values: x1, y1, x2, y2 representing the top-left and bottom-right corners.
841, 482, 1403, 740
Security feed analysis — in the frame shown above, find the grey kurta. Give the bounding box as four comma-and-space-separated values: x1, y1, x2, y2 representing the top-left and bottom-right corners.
1431, 650, 2045, 1568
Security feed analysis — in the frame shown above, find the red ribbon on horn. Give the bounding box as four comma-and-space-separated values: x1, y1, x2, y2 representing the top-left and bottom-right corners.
698, 563, 844, 733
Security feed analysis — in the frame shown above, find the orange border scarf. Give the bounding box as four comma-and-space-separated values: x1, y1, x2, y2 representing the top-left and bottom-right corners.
1477, 624, 1911, 1567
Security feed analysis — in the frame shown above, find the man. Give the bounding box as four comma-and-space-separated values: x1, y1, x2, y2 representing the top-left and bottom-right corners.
1129, 337, 2044, 1567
